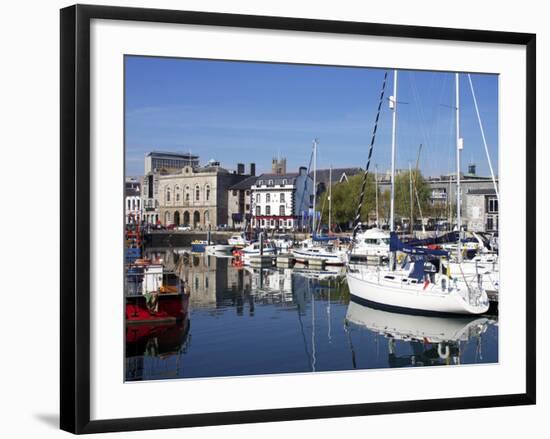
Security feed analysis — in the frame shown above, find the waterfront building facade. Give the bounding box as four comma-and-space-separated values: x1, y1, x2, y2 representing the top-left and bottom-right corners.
157, 161, 250, 229
466, 188, 499, 232
251, 167, 313, 231
228, 171, 257, 230
377, 165, 498, 232
125, 177, 142, 224
142, 151, 200, 224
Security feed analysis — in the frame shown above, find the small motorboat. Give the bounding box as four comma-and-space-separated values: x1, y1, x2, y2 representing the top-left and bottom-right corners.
205, 243, 235, 256
227, 233, 249, 247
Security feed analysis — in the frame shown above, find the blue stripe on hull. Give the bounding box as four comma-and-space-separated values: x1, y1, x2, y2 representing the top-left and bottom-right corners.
349, 294, 479, 318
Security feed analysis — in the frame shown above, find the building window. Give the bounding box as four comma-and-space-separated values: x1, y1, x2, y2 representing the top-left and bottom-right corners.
487, 215, 498, 232
245, 204, 250, 211
195, 186, 200, 201
270, 219, 274, 227
206, 185, 211, 201
266, 193, 271, 203
127, 199, 131, 210
185, 186, 190, 201
232, 190, 237, 196
166, 187, 171, 202
282, 179, 287, 185
488, 197, 498, 213
261, 219, 265, 227
280, 193, 285, 202
280, 205, 285, 216
268, 179, 273, 186
256, 193, 260, 203
256, 206, 261, 216
245, 190, 250, 196
266, 206, 271, 215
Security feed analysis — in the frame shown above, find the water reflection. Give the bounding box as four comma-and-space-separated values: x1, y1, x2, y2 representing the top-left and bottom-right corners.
345, 300, 495, 368
125, 248, 498, 381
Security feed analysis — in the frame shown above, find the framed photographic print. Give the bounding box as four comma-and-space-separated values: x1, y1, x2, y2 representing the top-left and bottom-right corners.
60, 4, 536, 434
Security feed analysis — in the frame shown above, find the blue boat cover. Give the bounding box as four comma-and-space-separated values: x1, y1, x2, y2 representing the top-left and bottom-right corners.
312, 234, 339, 242
390, 232, 449, 257
405, 231, 459, 247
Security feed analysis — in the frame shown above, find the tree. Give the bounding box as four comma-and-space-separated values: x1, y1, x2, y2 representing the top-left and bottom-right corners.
318, 173, 377, 229
393, 169, 430, 226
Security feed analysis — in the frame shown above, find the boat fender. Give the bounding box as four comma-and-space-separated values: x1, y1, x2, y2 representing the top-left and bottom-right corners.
440, 274, 449, 292
438, 344, 450, 360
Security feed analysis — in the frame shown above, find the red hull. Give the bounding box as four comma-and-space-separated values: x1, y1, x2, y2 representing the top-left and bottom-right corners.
126, 293, 189, 324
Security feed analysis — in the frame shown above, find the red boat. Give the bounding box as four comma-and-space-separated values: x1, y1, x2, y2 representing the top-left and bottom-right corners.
126, 260, 190, 324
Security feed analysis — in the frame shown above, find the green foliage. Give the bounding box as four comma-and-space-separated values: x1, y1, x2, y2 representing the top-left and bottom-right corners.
318, 170, 433, 227
319, 173, 376, 226
393, 170, 430, 221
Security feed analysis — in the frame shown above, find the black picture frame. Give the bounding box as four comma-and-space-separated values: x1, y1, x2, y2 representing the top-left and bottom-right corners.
60, 4, 536, 434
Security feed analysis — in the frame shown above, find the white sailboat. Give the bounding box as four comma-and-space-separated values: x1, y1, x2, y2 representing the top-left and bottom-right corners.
346, 70, 489, 315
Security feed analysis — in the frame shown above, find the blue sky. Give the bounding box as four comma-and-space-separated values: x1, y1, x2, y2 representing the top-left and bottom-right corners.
125, 56, 498, 178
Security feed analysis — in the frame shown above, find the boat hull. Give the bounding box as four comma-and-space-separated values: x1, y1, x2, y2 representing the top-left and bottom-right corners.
346, 271, 489, 316
291, 248, 346, 265
126, 293, 188, 324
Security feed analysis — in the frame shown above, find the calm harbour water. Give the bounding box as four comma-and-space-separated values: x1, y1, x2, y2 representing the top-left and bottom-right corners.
125, 249, 498, 382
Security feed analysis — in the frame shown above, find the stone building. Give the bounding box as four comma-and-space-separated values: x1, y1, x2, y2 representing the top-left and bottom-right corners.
157, 161, 250, 229
466, 188, 499, 232
228, 174, 257, 229
377, 165, 498, 229
251, 167, 313, 231
142, 151, 200, 224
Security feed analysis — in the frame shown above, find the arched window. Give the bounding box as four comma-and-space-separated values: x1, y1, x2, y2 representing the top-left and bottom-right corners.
175, 185, 180, 202
185, 185, 190, 201
166, 186, 171, 202
195, 185, 200, 201
205, 185, 211, 201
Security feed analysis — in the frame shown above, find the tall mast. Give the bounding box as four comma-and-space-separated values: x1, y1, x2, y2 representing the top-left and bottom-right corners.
328, 164, 332, 234
455, 73, 462, 262
375, 164, 379, 227
390, 70, 398, 233
409, 162, 413, 235
312, 139, 318, 235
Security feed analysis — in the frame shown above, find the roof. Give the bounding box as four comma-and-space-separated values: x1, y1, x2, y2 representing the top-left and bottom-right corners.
125, 185, 140, 197
229, 175, 259, 190
310, 167, 363, 184
468, 188, 498, 196
255, 172, 301, 186
195, 165, 230, 174
147, 151, 199, 159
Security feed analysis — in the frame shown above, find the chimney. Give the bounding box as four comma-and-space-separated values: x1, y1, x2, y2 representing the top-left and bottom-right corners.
250, 163, 256, 176
237, 163, 245, 175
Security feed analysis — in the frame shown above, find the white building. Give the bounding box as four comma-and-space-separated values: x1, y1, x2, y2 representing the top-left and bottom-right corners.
251, 167, 313, 231
125, 178, 142, 224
